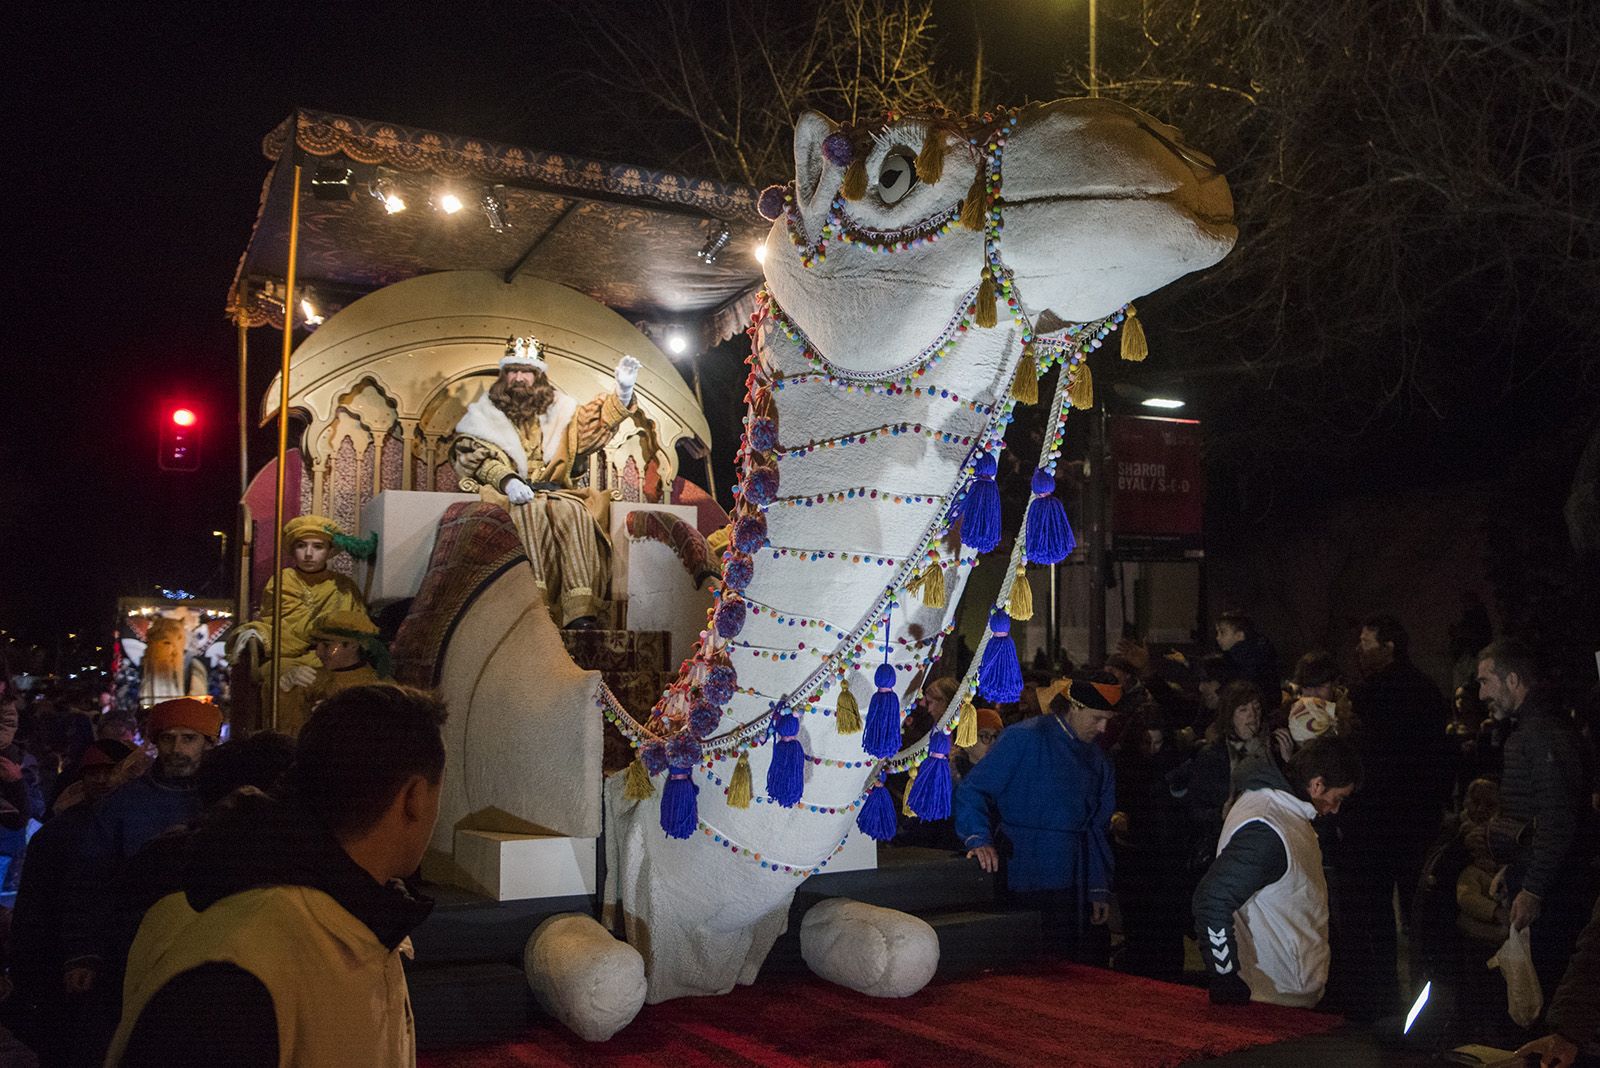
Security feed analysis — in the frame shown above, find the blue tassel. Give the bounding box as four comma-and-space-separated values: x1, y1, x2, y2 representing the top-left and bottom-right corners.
907, 732, 954, 820
959, 453, 1002, 553
856, 771, 897, 841
1025, 469, 1075, 564
765, 710, 805, 806
862, 661, 902, 758
978, 611, 1023, 702
659, 765, 698, 839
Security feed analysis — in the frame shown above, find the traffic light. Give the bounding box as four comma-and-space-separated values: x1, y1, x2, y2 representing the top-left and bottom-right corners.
158, 405, 202, 471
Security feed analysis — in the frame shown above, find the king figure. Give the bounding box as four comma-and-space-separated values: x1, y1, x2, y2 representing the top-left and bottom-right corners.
451, 335, 642, 627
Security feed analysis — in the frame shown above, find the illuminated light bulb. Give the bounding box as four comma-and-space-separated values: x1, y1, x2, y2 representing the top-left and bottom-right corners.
438, 192, 463, 214
300, 298, 324, 326
667, 334, 689, 355
171, 409, 196, 428
383, 192, 406, 214
753, 242, 768, 264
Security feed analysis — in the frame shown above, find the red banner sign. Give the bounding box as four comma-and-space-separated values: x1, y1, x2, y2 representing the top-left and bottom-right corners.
1109, 415, 1204, 559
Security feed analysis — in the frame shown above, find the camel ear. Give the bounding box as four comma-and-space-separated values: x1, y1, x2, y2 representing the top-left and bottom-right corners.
792, 110, 836, 216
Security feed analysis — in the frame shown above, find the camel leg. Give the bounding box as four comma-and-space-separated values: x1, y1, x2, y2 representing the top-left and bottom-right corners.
799, 898, 939, 998
523, 914, 647, 1042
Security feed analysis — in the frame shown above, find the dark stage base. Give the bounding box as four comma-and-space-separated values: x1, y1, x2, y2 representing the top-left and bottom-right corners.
406, 844, 1345, 1059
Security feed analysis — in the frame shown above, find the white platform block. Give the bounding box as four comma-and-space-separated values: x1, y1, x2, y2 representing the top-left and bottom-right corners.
361, 490, 476, 606
828, 830, 879, 874
454, 829, 598, 901
609, 503, 713, 661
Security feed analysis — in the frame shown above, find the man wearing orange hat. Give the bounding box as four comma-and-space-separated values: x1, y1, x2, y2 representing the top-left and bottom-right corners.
956, 676, 1123, 964
60, 698, 221, 996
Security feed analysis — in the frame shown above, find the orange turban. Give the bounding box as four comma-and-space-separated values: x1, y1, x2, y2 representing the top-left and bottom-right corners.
147, 698, 222, 741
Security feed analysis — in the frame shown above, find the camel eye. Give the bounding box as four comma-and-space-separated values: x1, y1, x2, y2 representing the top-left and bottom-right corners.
878, 149, 917, 204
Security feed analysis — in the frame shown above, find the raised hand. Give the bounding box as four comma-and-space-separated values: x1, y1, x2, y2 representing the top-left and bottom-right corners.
616, 355, 641, 406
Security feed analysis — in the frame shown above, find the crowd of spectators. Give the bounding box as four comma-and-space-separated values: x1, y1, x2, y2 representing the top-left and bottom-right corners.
0, 596, 1594, 1065
904, 606, 1599, 1055
0, 678, 443, 1067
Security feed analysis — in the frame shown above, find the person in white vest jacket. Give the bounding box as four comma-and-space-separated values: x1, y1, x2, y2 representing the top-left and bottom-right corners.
1193, 736, 1363, 1007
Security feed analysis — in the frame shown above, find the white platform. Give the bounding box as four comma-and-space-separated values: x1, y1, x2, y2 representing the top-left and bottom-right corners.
360, 490, 476, 606
454, 829, 598, 901
609, 502, 714, 661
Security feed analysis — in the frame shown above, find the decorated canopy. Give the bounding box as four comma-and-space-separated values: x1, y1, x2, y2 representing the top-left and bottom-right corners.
226, 109, 768, 349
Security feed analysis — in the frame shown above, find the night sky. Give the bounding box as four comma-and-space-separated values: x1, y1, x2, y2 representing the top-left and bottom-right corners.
3, 2, 1088, 650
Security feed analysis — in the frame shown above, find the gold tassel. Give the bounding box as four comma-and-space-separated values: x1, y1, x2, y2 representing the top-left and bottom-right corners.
726, 751, 753, 808
623, 758, 655, 801
835, 679, 863, 735
901, 766, 919, 817
1008, 568, 1034, 621
1121, 304, 1148, 362
959, 165, 988, 230
916, 128, 946, 184
954, 697, 978, 747
1069, 361, 1095, 410
841, 158, 867, 201
976, 271, 998, 328
1011, 342, 1038, 404
910, 555, 946, 608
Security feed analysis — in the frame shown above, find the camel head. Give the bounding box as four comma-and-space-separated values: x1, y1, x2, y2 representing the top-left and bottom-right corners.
762, 98, 1236, 374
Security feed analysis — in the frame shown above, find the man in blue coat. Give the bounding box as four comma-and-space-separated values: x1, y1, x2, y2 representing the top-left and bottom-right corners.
956, 676, 1123, 964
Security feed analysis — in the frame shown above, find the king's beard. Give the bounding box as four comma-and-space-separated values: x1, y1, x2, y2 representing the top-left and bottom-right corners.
490, 370, 556, 425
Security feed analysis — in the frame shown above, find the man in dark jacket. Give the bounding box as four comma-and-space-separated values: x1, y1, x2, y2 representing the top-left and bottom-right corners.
1477, 639, 1597, 996
1333, 614, 1449, 1018
9, 739, 132, 1068
1214, 611, 1281, 708
59, 699, 218, 994
1194, 737, 1363, 1007
109, 685, 441, 1068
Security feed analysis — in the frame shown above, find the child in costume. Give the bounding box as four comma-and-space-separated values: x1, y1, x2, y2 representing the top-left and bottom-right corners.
230, 515, 374, 734
305, 609, 393, 710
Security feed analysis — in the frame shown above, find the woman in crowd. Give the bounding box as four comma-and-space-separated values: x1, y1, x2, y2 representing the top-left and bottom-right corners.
1169, 681, 1266, 874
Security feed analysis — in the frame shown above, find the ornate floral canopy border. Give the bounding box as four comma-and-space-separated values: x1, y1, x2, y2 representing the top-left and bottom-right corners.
227, 109, 767, 344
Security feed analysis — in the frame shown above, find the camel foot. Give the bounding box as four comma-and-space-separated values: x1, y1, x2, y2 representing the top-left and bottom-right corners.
800, 898, 939, 998
523, 913, 647, 1041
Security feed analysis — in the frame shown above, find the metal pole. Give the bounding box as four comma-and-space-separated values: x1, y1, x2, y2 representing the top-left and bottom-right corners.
235, 315, 250, 625
1088, 0, 1099, 98
691, 363, 717, 502
1087, 404, 1108, 666
269, 162, 302, 731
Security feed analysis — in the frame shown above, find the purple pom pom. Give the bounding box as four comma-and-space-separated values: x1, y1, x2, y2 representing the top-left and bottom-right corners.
765, 711, 805, 807
689, 701, 722, 739
960, 453, 1002, 554
856, 773, 897, 841
822, 131, 855, 167
641, 741, 670, 776
757, 184, 788, 221
715, 595, 747, 639
1031, 467, 1056, 496
907, 731, 954, 821
666, 733, 703, 767
733, 515, 768, 554
722, 553, 754, 592
744, 466, 779, 506
660, 766, 698, 839
703, 663, 737, 705
748, 417, 778, 454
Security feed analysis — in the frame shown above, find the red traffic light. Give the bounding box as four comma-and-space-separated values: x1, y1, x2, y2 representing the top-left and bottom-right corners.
159, 403, 202, 472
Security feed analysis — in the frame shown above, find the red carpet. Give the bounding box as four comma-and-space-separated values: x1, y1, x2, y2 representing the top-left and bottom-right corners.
418, 964, 1343, 1068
